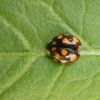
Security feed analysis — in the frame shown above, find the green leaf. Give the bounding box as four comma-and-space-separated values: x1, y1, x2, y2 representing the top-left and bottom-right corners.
0, 0, 100, 100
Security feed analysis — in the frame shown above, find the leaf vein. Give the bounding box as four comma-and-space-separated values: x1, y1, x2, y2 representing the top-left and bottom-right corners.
81, 0, 86, 34
0, 55, 42, 97
0, 15, 32, 51
40, 1, 92, 49
70, 80, 92, 100
44, 66, 65, 100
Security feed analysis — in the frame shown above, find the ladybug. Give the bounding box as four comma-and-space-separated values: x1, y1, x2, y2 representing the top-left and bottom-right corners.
46, 34, 81, 64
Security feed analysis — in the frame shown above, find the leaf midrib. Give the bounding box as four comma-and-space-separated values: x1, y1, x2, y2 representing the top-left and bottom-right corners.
0, 50, 100, 56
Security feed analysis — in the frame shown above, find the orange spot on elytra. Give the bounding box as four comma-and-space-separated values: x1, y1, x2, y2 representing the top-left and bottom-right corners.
52, 41, 57, 45
52, 47, 56, 51
61, 49, 68, 56
70, 54, 77, 62
62, 38, 68, 43
73, 37, 79, 43
57, 35, 63, 39
54, 53, 60, 60
77, 46, 80, 52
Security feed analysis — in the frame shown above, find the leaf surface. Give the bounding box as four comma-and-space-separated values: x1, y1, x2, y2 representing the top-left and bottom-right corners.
0, 0, 100, 100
